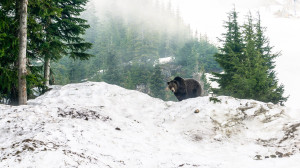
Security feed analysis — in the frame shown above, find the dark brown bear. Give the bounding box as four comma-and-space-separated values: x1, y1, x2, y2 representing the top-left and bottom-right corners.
167, 76, 202, 101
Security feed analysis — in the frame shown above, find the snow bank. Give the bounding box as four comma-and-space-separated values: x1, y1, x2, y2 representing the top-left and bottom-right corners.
1, 82, 300, 167
154, 57, 175, 66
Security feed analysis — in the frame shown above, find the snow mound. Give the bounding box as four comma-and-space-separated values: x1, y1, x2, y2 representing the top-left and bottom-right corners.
0, 82, 300, 167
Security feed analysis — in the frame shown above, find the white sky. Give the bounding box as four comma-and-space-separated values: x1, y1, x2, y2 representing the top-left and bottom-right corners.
169, 0, 300, 109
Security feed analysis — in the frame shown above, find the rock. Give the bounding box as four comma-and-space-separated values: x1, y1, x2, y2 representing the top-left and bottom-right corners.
254, 155, 262, 160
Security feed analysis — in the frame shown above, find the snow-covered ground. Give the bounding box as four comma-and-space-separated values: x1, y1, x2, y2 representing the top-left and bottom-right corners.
1, 82, 300, 167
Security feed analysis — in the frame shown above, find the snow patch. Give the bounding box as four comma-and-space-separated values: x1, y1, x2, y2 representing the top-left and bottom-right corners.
0, 82, 299, 167
154, 57, 175, 66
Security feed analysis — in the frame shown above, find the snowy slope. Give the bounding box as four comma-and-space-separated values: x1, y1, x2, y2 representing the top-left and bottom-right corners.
1, 82, 300, 168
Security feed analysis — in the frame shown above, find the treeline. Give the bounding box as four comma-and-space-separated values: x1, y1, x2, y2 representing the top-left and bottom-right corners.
0, 0, 92, 104
52, 0, 221, 100
212, 9, 287, 104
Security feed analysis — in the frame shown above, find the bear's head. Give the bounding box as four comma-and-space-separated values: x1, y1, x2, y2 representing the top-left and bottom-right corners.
167, 80, 178, 93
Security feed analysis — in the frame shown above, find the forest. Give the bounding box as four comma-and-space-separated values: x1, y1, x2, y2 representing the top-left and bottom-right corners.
51, 0, 221, 101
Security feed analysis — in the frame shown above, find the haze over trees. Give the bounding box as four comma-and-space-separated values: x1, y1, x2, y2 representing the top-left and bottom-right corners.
52, 0, 221, 100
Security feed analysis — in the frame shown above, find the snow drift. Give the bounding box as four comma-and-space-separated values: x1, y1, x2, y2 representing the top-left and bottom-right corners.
0, 82, 300, 168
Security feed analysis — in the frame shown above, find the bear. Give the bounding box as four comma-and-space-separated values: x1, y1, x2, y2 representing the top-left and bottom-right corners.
167, 76, 202, 101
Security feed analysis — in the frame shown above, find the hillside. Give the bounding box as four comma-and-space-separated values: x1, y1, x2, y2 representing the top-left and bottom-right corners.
0, 82, 300, 167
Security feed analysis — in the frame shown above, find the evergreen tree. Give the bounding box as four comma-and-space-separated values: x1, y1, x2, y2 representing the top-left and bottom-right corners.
175, 40, 198, 77
0, 0, 47, 104
102, 52, 123, 85
0, 0, 92, 104
228, 13, 266, 99
124, 71, 135, 90
150, 66, 166, 99
212, 8, 244, 96
43, 0, 92, 85
18, 0, 29, 105
199, 66, 211, 96
253, 12, 287, 103
255, 12, 278, 71
0, 0, 19, 104
197, 35, 221, 72
212, 10, 287, 104
27, 0, 63, 86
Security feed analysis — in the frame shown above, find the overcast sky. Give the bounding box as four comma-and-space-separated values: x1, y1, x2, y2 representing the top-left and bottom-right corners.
168, 0, 298, 43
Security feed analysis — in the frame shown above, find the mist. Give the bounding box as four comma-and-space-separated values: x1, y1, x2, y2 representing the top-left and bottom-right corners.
52, 0, 298, 105
52, 0, 222, 101
87, 0, 188, 35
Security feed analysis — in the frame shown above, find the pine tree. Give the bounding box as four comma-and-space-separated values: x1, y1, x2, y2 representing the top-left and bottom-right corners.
197, 35, 221, 72
0, 0, 20, 104
253, 12, 287, 103
176, 40, 198, 77
0, 0, 40, 105
0, 0, 92, 104
27, 0, 93, 86
124, 71, 135, 90
43, 0, 92, 85
150, 66, 166, 99
212, 8, 244, 96
102, 52, 123, 85
199, 66, 211, 96
212, 10, 287, 104
18, 0, 28, 105
255, 12, 278, 71
228, 13, 266, 99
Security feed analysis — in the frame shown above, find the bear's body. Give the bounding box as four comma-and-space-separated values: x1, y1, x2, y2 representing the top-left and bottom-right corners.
167, 76, 202, 101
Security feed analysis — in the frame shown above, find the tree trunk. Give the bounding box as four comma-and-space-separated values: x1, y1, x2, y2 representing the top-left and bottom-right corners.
18, 0, 28, 105
44, 57, 51, 86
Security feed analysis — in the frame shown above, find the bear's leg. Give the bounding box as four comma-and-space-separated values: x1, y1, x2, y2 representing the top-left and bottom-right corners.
191, 88, 199, 97
175, 94, 187, 101
176, 95, 183, 101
